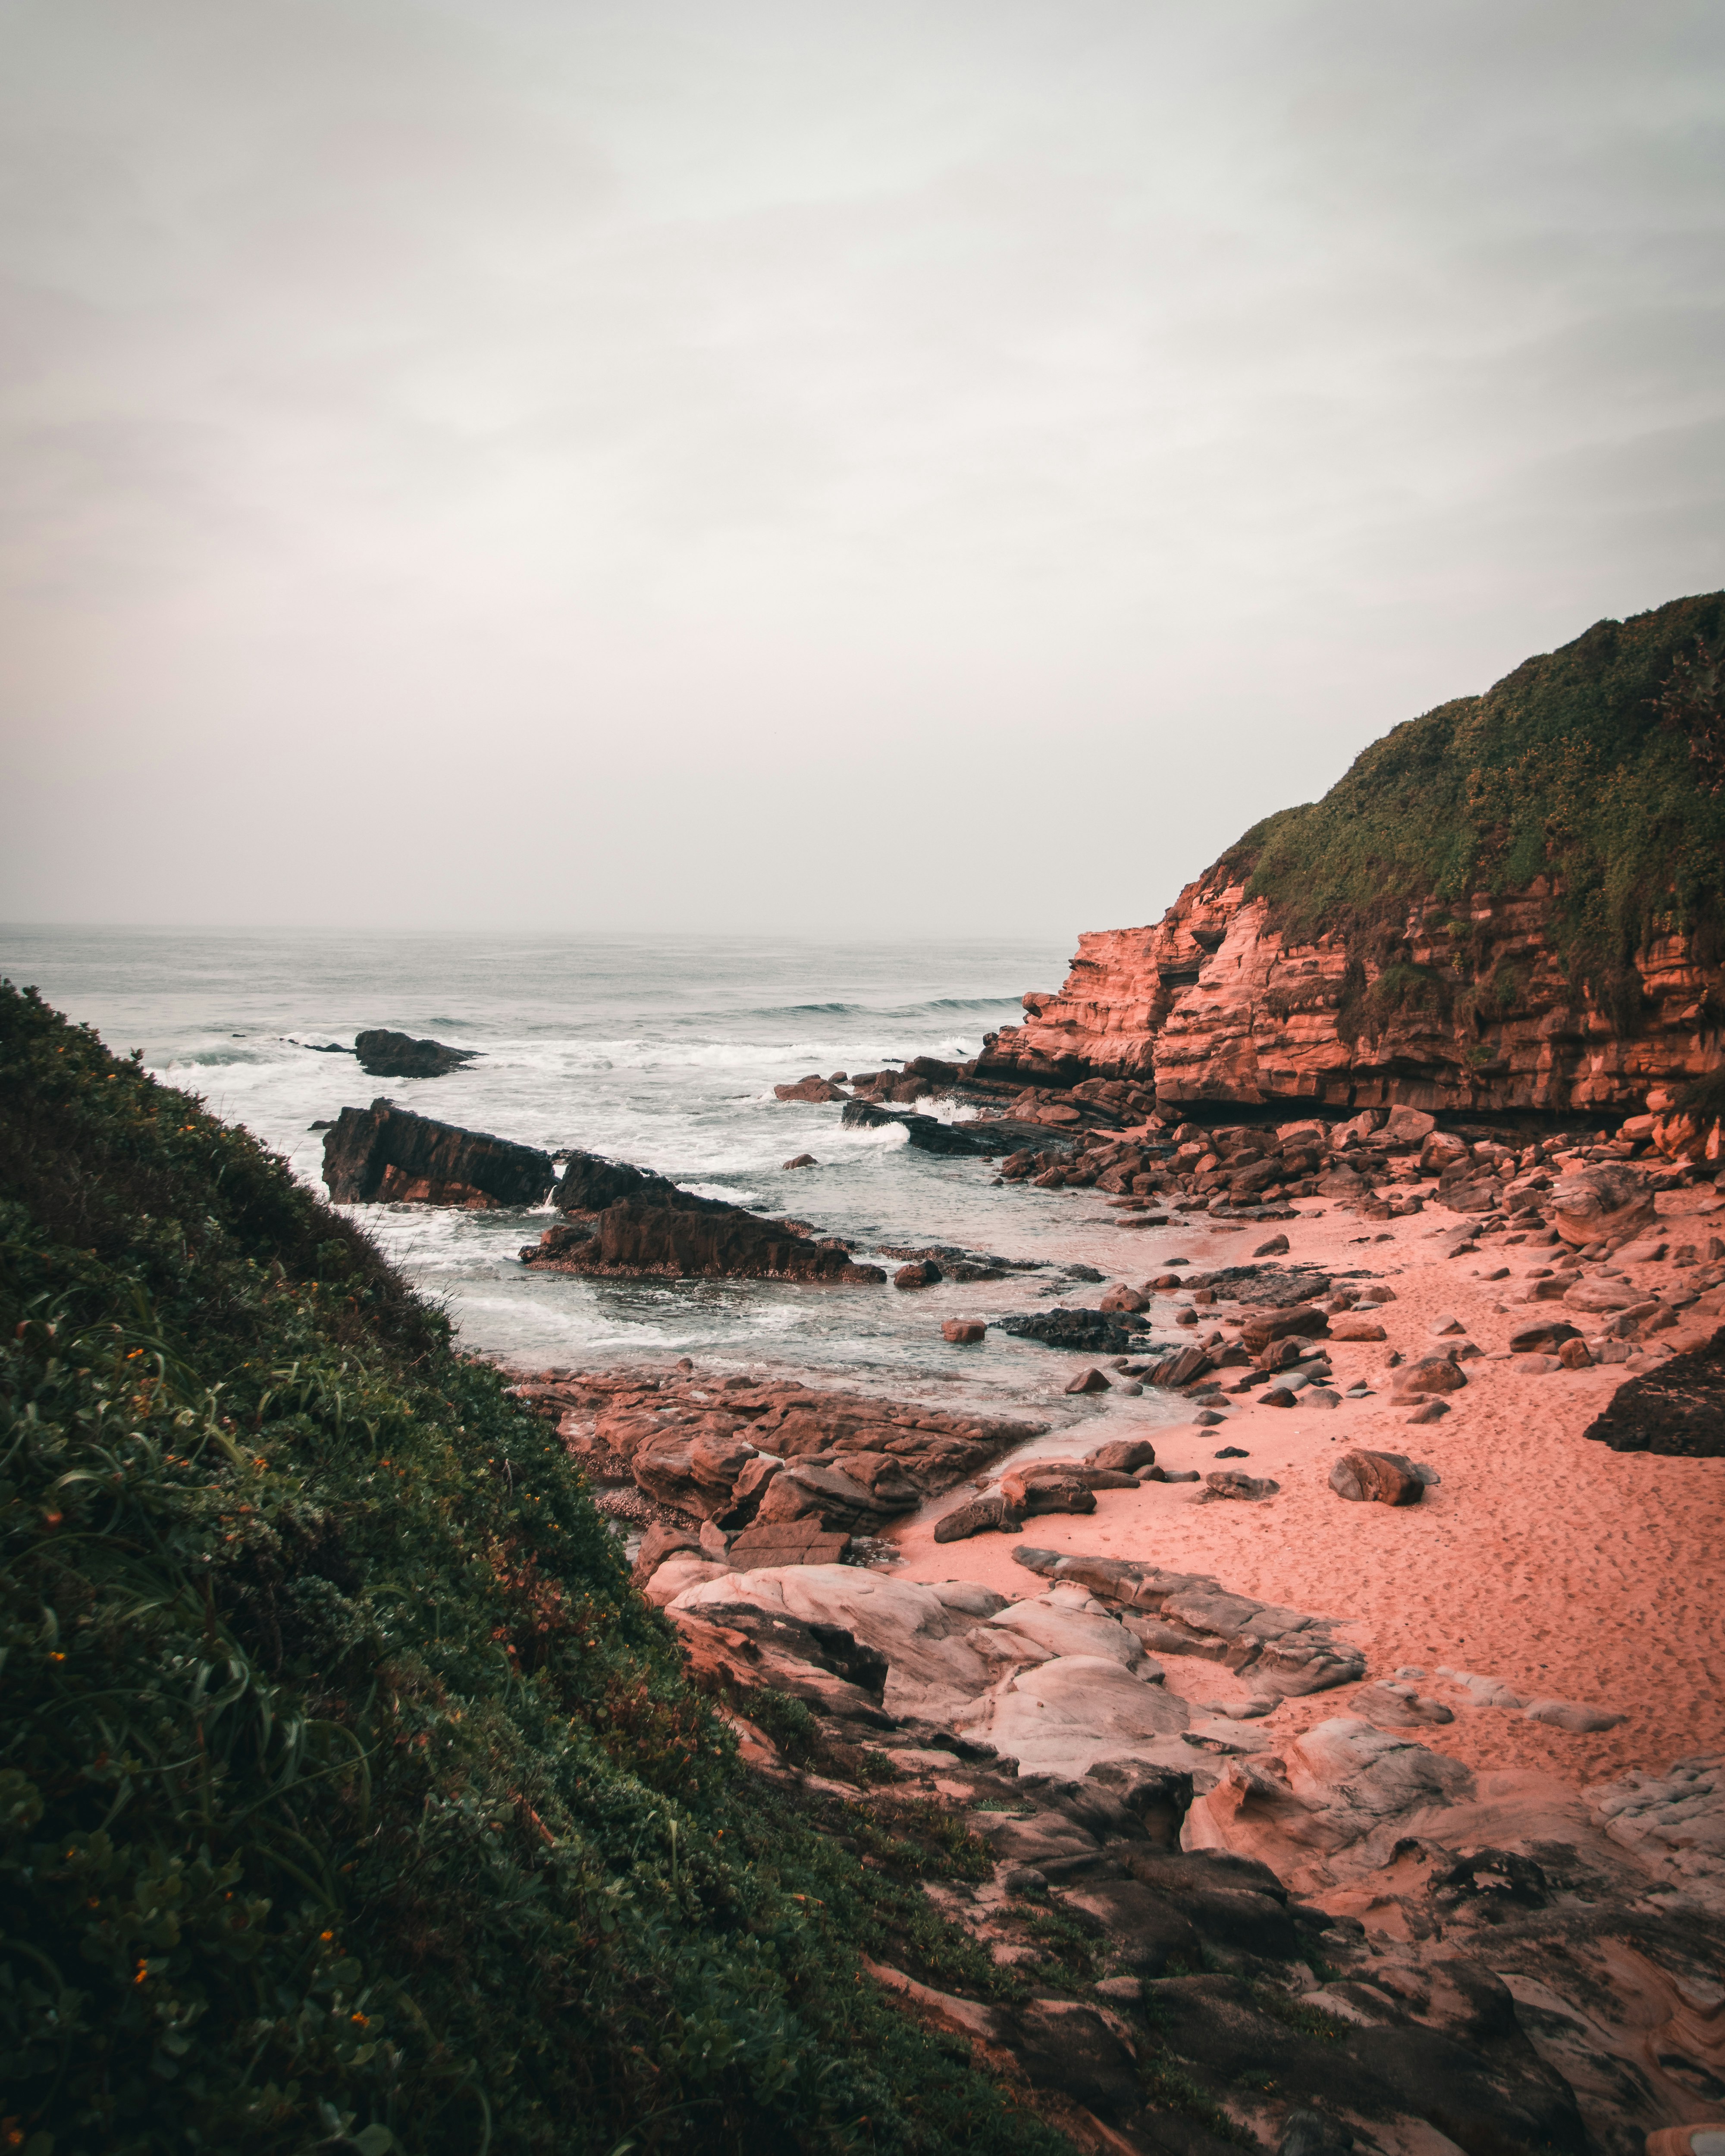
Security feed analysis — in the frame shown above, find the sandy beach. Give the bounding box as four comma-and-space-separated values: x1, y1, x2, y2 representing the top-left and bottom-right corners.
891, 1184, 1725, 1787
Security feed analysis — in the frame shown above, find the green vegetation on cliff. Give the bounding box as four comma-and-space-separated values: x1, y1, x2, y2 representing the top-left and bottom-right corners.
1220, 591, 1725, 1018
0, 984, 1066, 2156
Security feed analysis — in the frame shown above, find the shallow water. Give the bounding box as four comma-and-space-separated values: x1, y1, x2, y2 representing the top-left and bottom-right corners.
0, 926, 1206, 1433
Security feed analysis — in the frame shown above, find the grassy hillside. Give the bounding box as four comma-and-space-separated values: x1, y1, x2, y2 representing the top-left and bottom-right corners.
1217, 591, 1725, 1018
0, 983, 1069, 2156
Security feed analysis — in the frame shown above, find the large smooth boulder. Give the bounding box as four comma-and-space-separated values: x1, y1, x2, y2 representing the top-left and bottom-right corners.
1391, 1354, 1468, 1399
322, 1100, 554, 1206
957, 1653, 1190, 1776
1551, 1162, 1655, 1246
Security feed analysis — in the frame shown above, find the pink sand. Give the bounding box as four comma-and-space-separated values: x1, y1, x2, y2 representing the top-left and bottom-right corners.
890, 1192, 1725, 1783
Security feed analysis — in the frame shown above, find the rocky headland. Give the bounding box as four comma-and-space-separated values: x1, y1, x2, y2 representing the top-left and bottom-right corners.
982, 594, 1725, 1130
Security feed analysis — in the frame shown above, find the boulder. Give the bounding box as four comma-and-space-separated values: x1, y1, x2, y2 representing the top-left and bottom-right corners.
1383, 1104, 1437, 1145
1551, 1162, 1655, 1246
1329, 1315, 1388, 1342
894, 1260, 941, 1290
530, 1191, 869, 1283
1508, 1319, 1582, 1355
998, 1465, 1098, 1516
1086, 1437, 1157, 1473
774, 1075, 844, 1102
1064, 1366, 1111, 1395
1148, 1344, 1213, 1388
1328, 1450, 1426, 1505
941, 1319, 986, 1343
1099, 1283, 1150, 1313
1391, 1355, 1468, 1399
1239, 1303, 1330, 1351
1204, 1471, 1279, 1500
781, 1153, 818, 1169
322, 1100, 555, 1207
933, 1494, 1020, 1542
352, 1028, 477, 1078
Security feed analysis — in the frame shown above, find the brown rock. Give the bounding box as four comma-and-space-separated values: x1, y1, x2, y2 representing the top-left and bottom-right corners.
322, 1100, 555, 1207
1329, 1315, 1388, 1341
1392, 1354, 1469, 1398
1552, 1163, 1656, 1246
1203, 1470, 1279, 1499
998, 1466, 1098, 1515
933, 1493, 1020, 1542
1085, 1437, 1157, 1473
1558, 1338, 1594, 1369
774, 1075, 844, 1102
781, 1153, 818, 1169
1149, 1345, 1212, 1388
1239, 1302, 1330, 1351
1065, 1367, 1112, 1394
1099, 1283, 1150, 1313
941, 1319, 987, 1343
726, 1518, 850, 1567
1329, 1449, 1426, 1504
894, 1260, 941, 1290
1508, 1319, 1583, 1354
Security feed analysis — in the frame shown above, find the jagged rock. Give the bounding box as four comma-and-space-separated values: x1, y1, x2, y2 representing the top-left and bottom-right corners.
995, 1307, 1146, 1352
1064, 1366, 1111, 1395
352, 1028, 477, 1078
774, 1075, 844, 1102
1011, 1549, 1367, 1692
322, 1100, 554, 1206
1148, 1344, 1211, 1388
528, 1153, 873, 1282
1582, 1326, 1725, 1456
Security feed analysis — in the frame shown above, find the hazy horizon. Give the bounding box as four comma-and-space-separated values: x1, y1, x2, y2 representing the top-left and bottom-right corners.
4, 0, 1722, 940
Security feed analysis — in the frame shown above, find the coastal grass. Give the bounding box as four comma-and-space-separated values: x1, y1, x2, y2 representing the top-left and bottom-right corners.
1215, 591, 1725, 1018
0, 983, 1070, 2156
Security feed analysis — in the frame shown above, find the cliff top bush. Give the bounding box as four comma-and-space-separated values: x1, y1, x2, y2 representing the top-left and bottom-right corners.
1214, 590, 1725, 1007
0, 982, 1068, 2156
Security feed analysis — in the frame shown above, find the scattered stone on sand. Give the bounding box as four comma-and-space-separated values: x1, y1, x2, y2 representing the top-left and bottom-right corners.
1391, 1353, 1468, 1398
1328, 1449, 1429, 1505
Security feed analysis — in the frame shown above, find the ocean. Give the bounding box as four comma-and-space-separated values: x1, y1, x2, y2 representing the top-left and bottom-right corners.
0, 926, 1200, 1438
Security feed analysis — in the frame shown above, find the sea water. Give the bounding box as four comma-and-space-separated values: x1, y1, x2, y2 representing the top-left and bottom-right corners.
0, 927, 1199, 1437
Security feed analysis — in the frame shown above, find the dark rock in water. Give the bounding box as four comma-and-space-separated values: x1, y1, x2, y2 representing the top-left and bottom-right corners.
840, 1098, 1074, 1158
322, 1100, 554, 1207
997, 1307, 1146, 1352
353, 1028, 478, 1079
1583, 1326, 1725, 1456
530, 1149, 873, 1282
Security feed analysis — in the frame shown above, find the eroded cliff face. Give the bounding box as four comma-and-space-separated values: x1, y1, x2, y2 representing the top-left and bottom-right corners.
984, 867, 1723, 1118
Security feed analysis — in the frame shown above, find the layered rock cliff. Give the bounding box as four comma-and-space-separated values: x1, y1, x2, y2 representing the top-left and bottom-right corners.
987, 592, 1725, 1121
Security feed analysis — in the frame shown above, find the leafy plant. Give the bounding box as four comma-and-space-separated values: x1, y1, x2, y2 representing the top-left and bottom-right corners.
0, 983, 1070, 2156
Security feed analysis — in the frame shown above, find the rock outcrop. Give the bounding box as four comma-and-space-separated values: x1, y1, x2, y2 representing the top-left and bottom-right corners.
649, 1544, 1724, 2156
522, 1149, 882, 1283
353, 1028, 478, 1078
511, 1365, 1047, 1540
984, 595, 1725, 1125
322, 1100, 555, 1206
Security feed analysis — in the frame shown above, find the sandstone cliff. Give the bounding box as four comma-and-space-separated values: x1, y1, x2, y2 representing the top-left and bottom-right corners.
987, 593, 1725, 1122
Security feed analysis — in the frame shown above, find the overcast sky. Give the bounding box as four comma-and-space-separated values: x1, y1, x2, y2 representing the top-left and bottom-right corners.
3, 0, 1722, 938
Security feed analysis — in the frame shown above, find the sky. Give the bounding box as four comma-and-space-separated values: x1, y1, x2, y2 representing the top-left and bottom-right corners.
2, 0, 1722, 939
